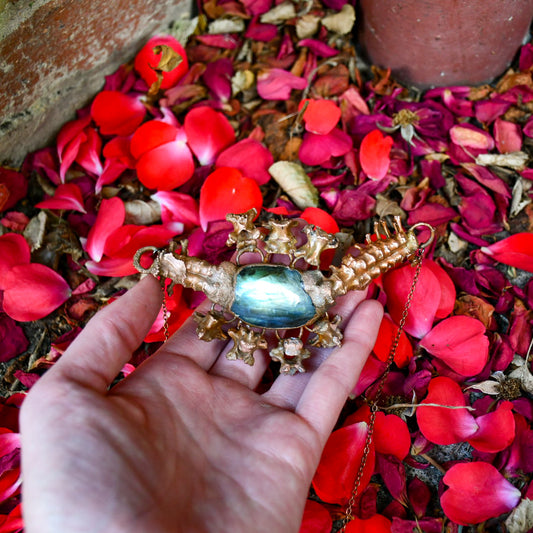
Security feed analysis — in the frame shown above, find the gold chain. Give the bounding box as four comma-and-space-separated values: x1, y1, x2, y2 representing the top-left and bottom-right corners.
341, 248, 424, 529
160, 277, 170, 342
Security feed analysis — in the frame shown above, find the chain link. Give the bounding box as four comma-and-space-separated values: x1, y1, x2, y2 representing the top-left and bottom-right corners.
160, 277, 170, 342
341, 248, 424, 529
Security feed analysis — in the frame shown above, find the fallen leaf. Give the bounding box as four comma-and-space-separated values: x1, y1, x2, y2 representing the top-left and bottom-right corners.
268, 161, 319, 209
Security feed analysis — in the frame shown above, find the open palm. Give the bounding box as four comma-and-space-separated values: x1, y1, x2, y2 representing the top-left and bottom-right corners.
21, 275, 382, 533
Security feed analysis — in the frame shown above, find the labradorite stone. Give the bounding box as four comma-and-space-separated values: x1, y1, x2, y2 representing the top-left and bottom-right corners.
231, 264, 316, 328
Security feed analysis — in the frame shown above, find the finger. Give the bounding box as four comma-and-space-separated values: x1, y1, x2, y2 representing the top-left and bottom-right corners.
296, 299, 383, 442
262, 289, 370, 409
159, 297, 229, 370
50, 275, 162, 392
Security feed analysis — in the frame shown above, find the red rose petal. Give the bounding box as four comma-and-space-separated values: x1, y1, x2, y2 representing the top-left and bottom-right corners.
90, 90, 146, 136
152, 191, 200, 230
75, 127, 103, 176
424, 260, 456, 319
85, 197, 125, 262
134, 35, 189, 90
136, 140, 195, 190
441, 462, 521, 525
494, 118, 522, 154
359, 129, 393, 181
467, 401, 516, 453
416, 377, 478, 445
0, 234, 30, 290
298, 500, 332, 533
184, 106, 235, 166
56, 115, 91, 163
35, 183, 86, 213
345, 514, 392, 533
299, 99, 342, 135
130, 121, 179, 160
3, 263, 71, 321
199, 167, 263, 230
481, 233, 533, 273
215, 139, 273, 185
372, 314, 413, 368
0, 168, 28, 212
420, 316, 489, 376
382, 261, 441, 339
312, 422, 375, 505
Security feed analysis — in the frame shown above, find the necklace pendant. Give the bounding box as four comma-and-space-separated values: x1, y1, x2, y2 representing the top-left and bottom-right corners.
134, 210, 434, 374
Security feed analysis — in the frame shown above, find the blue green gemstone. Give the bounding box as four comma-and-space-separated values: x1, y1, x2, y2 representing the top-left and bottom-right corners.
231, 264, 316, 328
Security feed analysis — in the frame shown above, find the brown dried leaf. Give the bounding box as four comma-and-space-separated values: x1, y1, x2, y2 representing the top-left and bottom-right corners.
124, 200, 161, 225
153, 44, 184, 73
375, 194, 405, 218
312, 64, 350, 97
23, 211, 47, 251
454, 295, 495, 329
505, 498, 533, 533
268, 161, 319, 209
296, 14, 320, 39
475, 151, 529, 171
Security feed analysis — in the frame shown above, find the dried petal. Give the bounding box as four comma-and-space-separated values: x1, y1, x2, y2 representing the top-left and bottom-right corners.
3, 263, 71, 321
450, 124, 495, 151
494, 118, 522, 154
321, 4, 356, 34
268, 161, 319, 209
256, 68, 307, 100
441, 462, 521, 525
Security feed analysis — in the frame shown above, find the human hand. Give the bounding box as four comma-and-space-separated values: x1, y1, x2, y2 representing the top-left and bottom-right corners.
20, 275, 383, 533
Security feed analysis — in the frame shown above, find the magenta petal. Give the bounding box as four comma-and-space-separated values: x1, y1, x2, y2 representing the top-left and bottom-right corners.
202, 58, 234, 102
0, 168, 28, 211
95, 160, 128, 193
420, 316, 489, 376
215, 139, 273, 185
59, 132, 86, 183
85, 197, 125, 262
297, 39, 338, 57
151, 191, 200, 229
57, 115, 92, 162
184, 106, 236, 166
75, 127, 103, 176
0, 234, 31, 290
244, 17, 278, 41
195, 34, 241, 49
35, 183, 86, 213
0, 314, 29, 362
3, 263, 71, 321
299, 129, 352, 166
441, 462, 521, 526
256, 68, 307, 100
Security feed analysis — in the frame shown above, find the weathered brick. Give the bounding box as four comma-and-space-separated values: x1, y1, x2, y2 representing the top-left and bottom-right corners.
0, 0, 191, 166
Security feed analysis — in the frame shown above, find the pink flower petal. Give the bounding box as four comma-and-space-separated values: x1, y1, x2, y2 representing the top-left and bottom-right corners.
184, 106, 236, 166
85, 197, 125, 262
215, 139, 273, 185
0, 234, 30, 290
152, 191, 200, 230
449, 124, 495, 151
481, 233, 533, 272
35, 183, 86, 213
75, 127, 103, 175
359, 129, 393, 181
199, 167, 263, 230
90, 91, 146, 136
297, 39, 338, 57
312, 422, 375, 505
134, 35, 189, 89
256, 68, 307, 100
136, 140, 195, 190
299, 99, 342, 135
56, 115, 91, 163
299, 128, 352, 166
382, 261, 441, 339
416, 376, 478, 445
441, 462, 521, 525
59, 130, 86, 183
202, 58, 233, 102
3, 263, 71, 321
95, 159, 128, 193
420, 315, 489, 376
494, 118, 522, 153
467, 401, 516, 453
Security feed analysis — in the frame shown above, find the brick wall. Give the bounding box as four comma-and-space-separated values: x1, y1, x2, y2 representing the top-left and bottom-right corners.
0, 0, 191, 166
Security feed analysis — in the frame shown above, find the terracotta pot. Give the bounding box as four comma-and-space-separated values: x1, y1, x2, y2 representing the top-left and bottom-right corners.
357, 0, 533, 88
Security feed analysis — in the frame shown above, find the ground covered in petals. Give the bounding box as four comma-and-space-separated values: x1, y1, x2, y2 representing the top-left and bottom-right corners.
1, 2, 533, 532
